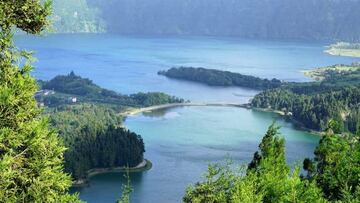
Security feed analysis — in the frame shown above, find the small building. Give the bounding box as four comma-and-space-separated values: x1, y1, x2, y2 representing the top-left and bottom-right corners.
35, 89, 55, 97
71, 97, 77, 103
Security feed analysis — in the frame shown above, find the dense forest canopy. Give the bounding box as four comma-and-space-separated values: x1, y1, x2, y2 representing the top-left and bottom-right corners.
37, 72, 183, 181
37, 72, 184, 108
0, 0, 80, 202
48, 104, 145, 180
84, 0, 360, 42
251, 64, 360, 133
159, 67, 282, 90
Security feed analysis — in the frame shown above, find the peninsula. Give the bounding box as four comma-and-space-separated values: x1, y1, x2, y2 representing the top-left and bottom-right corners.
325, 42, 360, 58
158, 67, 282, 90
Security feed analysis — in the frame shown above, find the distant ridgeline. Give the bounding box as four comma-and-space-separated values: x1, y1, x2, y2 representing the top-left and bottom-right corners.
87, 0, 360, 42
50, 0, 360, 41
37, 72, 183, 181
158, 67, 282, 90
252, 63, 360, 133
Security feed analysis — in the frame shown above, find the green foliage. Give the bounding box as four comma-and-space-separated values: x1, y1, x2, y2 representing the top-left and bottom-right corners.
130, 92, 183, 107
0, 0, 80, 202
38, 72, 184, 108
305, 63, 360, 85
252, 84, 360, 133
186, 123, 360, 202
159, 67, 282, 90
49, 104, 145, 180
252, 64, 360, 133
304, 132, 360, 202
327, 119, 344, 134
43, 71, 102, 97
116, 173, 133, 203
0, 0, 51, 34
37, 72, 181, 181
184, 124, 326, 203
50, 0, 105, 33
183, 163, 236, 203
248, 123, 285, 173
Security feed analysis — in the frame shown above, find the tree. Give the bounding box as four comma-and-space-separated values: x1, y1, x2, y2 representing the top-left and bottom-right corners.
304, 130, 360, 202
0, 1, 80, 202
248, 123, 282, 172
184, 124, 325, 203
116, 173, 133, 203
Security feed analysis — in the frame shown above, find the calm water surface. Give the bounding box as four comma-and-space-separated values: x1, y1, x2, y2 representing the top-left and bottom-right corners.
75, 107, 320, 203
16, 34, 356, 103
15, 34, 357, 202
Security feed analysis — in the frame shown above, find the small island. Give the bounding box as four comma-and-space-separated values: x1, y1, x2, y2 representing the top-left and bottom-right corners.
325, 42, 360, 58
158, 67, 282, 90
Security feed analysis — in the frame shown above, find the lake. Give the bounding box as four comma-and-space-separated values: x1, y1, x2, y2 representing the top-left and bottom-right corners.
15, 34, 357, 203
74, 106, 320, 203
16, 34, 356, 103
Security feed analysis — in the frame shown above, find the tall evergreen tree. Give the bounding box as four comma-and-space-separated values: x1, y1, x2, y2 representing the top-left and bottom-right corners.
184, 124, 325, 203
0, 1, 80, 202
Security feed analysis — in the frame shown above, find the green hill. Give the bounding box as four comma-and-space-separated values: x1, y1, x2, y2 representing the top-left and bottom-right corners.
50, 0, 105, 33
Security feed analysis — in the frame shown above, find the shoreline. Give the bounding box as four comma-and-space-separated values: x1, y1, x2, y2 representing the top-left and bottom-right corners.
253, 107, 322, 136
324, 48, 360, 58
121, 102, 322, 136
72, 159, 152, 187
119, 102, 250, 117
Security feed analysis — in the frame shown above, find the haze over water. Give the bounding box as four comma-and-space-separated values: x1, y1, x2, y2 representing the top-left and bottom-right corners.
16, 34, 357, 203
16, 34, 356, 103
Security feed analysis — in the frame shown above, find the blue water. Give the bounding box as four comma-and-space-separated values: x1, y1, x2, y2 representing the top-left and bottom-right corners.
16, 34, 356, 103
15, 34, 357, 203
76, 107, 320, 203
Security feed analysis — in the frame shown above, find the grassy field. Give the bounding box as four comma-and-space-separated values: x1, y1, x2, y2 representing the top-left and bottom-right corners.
325, 42, 360, 58
303, 63, 360, 83
304, 65, 359, 80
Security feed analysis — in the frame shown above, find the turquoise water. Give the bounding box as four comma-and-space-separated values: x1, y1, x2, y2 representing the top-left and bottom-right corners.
15, 34, 357, 203
75, 107, 320, 203
16, 34, 356, 103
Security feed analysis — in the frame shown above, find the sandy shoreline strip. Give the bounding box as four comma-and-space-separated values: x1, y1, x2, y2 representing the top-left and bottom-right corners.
119, 102, 322, 135
120, 102, 250, 117
73, 159, 152, 186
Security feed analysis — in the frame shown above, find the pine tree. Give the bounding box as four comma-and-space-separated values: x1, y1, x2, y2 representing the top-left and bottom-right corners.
184, 124, 325, 202
0, 1, 80, 202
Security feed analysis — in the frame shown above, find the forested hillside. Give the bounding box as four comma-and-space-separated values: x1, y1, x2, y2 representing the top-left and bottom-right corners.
251, 64, 360, 133
50, 0, 105, 33
37, 72, 184, 109
37, 72, 182, 180
88, 0, 360, 42
48, 104, 145, 180
159, 67, 282, 90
